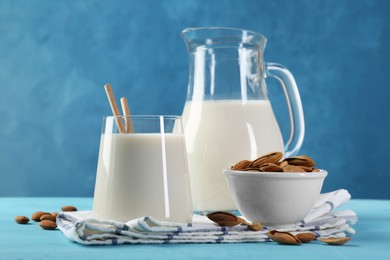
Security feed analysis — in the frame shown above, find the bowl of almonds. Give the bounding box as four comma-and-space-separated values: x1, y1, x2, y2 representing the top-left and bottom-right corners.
224, 152, 327, 226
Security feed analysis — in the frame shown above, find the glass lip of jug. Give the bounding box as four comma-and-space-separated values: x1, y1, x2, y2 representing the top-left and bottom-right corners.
103, 115, 182, 120
181, 27, 267, 52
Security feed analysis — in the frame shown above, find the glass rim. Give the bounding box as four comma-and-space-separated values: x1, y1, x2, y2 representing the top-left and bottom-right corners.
182, 27, 266, 39
103, 115, 182, 120
181, 27, 267, 51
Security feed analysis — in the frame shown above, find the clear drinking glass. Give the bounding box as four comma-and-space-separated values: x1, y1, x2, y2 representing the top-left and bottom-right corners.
93, 115, 193, 223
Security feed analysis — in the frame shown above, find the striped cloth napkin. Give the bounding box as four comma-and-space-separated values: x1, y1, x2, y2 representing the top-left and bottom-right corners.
57, 189, 357, 245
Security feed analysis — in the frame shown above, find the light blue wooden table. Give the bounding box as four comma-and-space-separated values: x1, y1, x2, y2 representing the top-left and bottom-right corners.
1, 198, 389, 259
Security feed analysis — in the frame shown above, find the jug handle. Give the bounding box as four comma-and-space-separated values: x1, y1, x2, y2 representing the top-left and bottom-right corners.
265, 62, 305, 157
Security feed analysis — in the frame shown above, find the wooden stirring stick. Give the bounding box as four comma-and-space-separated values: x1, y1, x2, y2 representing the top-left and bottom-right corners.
120, 97, 134, 133
104, 84, 126, 133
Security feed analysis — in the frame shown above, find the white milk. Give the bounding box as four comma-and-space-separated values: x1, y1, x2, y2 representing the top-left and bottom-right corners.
182, 100, 284, 211
93, 133, 193, 223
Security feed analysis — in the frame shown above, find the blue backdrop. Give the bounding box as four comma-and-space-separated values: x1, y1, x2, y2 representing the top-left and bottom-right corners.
0, 0, 389, 199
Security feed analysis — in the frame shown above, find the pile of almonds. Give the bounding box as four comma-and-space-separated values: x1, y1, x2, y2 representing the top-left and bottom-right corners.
231, 152, 320, 173
14, 205, 77, 230
207, 211, 350, 246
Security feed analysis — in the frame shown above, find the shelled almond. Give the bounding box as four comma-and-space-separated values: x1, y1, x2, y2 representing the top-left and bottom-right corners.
318, 237, 351, 245
268, 230, 301, 245
61, 206, 77, 212
31, 211, 51, 222
206, 211, 263, 231
39, 220, 57, 230
295, 232, 316, 243
15, 216, 30, 224
206, 211, 242, 227
40, 214, 56, 222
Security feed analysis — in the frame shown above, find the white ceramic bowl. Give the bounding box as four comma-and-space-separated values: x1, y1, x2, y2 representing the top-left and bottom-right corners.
224, 169, 327, 227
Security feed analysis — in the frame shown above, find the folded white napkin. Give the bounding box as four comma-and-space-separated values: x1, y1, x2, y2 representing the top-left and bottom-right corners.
57, 189, 357, 245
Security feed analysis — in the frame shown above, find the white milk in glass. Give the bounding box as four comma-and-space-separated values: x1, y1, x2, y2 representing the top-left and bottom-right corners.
93, 133, 193, 223
182, 100, 284, 211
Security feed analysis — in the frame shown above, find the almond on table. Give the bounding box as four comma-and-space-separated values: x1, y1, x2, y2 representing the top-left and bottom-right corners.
61, 206, 78, 212
268, 230, 302, 245
207, 211, 263, 231
247, 222, 263, 231
31, 211, 51, 222
295, 233, 316, 243
15, 216, 30, 224
318, 237, 351, 245
206, 211, 242, 227
39, 220, 57, 230
40, 214, 56, 222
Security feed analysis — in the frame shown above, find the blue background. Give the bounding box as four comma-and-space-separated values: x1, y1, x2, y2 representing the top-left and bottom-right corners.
0, 0, 389, 198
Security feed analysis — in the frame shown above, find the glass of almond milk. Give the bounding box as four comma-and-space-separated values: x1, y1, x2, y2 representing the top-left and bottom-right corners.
92, 115, 193, 223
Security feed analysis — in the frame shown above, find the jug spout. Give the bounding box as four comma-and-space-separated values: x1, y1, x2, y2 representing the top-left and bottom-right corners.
181, 27, 267, 52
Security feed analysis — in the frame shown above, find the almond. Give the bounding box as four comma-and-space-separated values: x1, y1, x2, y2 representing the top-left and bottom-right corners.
298, 166, 314, 172
250, 152, 283, 168
277, 160, 289, 168
259, 163, 283, 172
61, 206, 77, 212
238, 217, 250, 226
39, 220, 57, 230
40, 214, 56, 222
15, 216, 30, 224
32, 211, 51, 222
52, 212, 58, 218
238, 218, 263, 231
207, 211, 242, 227
295, 232, 316, 243
242, 168, 262, 172
268, 230, 301, 245
285, 155, 316, 167
247, 222, 263, 231
318, 237, 351, 245
231, 160, 252, 170
282, 165, 306, 173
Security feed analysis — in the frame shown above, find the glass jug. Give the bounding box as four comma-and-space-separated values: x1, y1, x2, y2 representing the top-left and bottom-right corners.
181, 27, 304, 212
